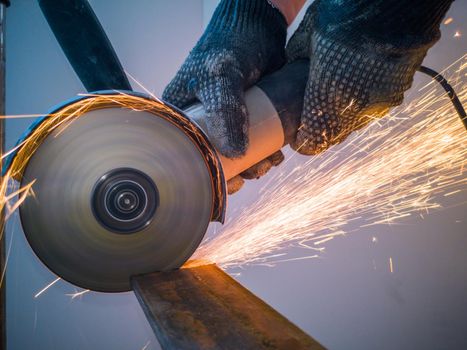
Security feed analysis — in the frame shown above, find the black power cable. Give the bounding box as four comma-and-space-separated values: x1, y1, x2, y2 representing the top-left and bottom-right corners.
418, 65, 467, 130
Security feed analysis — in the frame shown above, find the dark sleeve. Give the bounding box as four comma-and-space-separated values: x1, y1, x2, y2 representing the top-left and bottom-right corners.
315, 0, 454, 50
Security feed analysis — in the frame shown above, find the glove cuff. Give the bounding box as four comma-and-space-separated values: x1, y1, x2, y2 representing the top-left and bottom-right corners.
207, 0, 287, 37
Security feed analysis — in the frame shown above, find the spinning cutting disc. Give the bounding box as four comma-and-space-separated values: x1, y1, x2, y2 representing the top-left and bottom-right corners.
19, 103, 215, 292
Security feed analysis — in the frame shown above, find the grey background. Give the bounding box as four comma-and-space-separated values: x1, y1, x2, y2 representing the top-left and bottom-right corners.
5, 1, 466, 349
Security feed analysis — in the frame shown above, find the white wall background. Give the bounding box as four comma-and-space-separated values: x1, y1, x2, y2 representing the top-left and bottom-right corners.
5, 1, 467, 349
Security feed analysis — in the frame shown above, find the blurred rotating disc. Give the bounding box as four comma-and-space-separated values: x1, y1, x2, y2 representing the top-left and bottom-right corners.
20, 106, 214, 292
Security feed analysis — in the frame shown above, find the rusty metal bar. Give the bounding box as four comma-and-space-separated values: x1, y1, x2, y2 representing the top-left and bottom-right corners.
132, 264, 325, 350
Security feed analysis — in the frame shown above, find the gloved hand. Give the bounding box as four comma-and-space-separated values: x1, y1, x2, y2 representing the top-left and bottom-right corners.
286, 0, 452, 155
163, 0, 288, 194
163, 0, 287, 157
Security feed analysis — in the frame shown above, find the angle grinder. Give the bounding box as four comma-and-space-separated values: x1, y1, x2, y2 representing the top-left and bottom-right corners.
12, 0, 465, 293
5, 61, 308, 292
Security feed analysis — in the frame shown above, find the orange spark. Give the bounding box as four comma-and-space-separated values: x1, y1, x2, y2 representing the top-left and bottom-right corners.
444, 17, 453, 25
193, 55, 467, 269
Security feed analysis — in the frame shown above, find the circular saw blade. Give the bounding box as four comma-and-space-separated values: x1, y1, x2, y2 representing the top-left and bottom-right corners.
20, 106, 214, 292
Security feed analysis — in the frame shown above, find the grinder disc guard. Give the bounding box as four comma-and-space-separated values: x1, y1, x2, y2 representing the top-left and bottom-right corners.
15, 93, 225, 292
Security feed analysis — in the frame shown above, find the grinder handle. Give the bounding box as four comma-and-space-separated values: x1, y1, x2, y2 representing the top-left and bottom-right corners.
256, 59, 309, 145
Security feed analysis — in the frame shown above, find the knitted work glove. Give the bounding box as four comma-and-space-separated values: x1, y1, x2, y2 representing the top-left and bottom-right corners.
163, 0, 287, 158
286, 0, 453, 155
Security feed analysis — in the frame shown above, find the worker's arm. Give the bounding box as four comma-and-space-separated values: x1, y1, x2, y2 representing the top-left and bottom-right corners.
269, 0, 307, 25
286, 0, 454, 154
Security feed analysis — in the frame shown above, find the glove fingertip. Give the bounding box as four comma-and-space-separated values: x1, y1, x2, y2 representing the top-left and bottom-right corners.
227, 175, 244, 195
216, 134, 248, 159
240, 159, 272, 180
269, 150, 285, 167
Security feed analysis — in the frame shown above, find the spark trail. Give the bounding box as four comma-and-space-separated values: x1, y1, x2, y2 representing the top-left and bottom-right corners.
0, 57, 465, 277
192, 56, 467, 269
